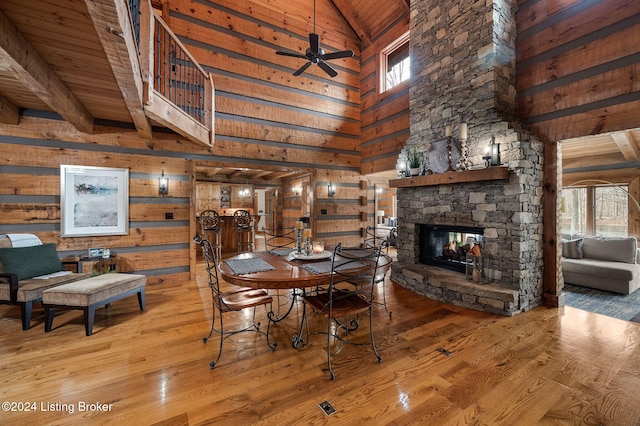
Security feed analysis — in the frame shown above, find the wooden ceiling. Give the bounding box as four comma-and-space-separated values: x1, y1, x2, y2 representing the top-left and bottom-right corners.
0, 0, 636, 179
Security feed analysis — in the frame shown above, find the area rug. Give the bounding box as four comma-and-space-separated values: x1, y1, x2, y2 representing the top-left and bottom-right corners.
564, 284, 640, 322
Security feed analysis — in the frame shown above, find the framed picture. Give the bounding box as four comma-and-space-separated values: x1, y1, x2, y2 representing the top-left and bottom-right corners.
60, 165, 129, 237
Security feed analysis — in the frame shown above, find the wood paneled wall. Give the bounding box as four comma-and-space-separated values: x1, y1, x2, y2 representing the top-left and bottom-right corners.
0, 1, 371, 284
312, 169, 370, 248
360, 17, 410, 175
0, 117, 196, 285
169, 0, 362, 170
516, 0, 640, 142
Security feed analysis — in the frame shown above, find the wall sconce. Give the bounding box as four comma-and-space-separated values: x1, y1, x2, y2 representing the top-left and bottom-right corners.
158, 171, 169, 195
483, 136, 500, 167
293, 186, 301, 196
328, 182, 336, 197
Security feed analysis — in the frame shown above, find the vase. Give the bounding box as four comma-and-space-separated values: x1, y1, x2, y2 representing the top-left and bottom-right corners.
410, 167, 420, 177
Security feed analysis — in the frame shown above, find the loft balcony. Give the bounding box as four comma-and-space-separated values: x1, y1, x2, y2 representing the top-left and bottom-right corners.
0, 0, 214, 147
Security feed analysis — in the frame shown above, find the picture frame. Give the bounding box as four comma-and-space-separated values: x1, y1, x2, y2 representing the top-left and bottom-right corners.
60, 165, 129, 237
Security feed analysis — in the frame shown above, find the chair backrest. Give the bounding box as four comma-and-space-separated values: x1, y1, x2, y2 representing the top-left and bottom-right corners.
330, 243, 381, 298
193, 235, 221, 299
364, 226, 391, 255
262, 227, 296, 251
233, 210, 252, 228
199, 210, 221, 231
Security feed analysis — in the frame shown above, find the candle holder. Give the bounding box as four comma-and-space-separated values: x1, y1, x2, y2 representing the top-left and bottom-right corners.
457, 137, 471, 171
304, 236, 311, 256
296, 229, 303, 253
446, 136, 455, 172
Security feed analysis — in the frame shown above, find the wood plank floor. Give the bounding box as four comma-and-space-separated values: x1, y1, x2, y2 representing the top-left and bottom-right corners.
2, 255, 640, 425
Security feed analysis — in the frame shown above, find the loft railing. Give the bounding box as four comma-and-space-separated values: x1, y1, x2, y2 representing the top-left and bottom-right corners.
153, 18, 206, 125
138, 0, 214, 147
128, 0, 141, 51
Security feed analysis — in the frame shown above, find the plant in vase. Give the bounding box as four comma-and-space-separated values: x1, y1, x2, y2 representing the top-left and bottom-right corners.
407, 148, 422, 176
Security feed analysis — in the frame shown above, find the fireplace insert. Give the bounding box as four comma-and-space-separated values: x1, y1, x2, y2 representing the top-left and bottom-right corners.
419, 224, 485, 273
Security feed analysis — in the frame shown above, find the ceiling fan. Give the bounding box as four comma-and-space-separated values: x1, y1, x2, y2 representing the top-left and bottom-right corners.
275, 0, 354, 77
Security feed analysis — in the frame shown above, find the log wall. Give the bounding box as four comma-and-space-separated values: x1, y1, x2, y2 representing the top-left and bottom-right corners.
169, 0, 363, 170
360, 17, 410, 175
516, 0, 640, 142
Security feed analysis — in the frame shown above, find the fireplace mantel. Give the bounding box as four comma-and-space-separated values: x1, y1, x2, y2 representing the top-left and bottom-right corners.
389, 166, 509, 188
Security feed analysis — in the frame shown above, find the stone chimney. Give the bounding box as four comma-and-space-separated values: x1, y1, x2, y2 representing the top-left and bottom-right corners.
391, 0, 545, 315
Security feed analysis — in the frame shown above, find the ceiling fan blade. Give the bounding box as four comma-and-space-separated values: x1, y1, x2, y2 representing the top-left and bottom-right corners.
322, 50, 354, 61
293, 62, 312, 76
276, 50, 309, 59
309, 33, 320, 55
318, 60, 338, 78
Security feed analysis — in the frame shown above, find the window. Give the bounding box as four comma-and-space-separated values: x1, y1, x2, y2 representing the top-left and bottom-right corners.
380, 32, 410, 93
562, 185, 629, 237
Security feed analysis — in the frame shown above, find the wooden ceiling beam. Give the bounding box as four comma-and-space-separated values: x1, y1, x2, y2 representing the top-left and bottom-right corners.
84, 0, 153, 139
0, 9, 94, 133
611, 130, 639, 162
0, 95, 19, 125
329, 0, 371, 45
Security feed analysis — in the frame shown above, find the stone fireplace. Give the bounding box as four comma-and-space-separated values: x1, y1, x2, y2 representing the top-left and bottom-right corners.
389, 0, 544, 316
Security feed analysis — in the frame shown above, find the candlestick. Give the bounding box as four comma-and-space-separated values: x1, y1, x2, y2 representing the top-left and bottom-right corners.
302, 228, 312, 238
446, 136, 455, 172
295, 220, 303, 230
445, 124, 452, 137
295, 228, 302, 253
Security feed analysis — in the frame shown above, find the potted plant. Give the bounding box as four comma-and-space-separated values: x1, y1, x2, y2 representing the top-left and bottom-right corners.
407, 148, 422, 176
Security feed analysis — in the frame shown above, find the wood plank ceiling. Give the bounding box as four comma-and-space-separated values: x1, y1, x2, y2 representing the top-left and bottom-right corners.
0, 0, 636, 179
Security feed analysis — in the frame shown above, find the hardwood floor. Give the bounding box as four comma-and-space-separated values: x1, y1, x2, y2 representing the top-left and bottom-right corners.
2, 255, 640, 425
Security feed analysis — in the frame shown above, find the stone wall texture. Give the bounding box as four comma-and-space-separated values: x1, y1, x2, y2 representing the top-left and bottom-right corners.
393, 0, 545, 315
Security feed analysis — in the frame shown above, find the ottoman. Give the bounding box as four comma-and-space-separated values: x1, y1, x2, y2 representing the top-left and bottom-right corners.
42, 273, 146, 336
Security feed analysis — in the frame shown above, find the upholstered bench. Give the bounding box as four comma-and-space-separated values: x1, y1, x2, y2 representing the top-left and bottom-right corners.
42, 273, 146, 336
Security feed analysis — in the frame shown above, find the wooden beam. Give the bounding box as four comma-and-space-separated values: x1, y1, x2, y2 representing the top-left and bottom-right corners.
0, 95, 19, 125
611, 130, 639, 162
84, 0, 153, 139
0, 9, 94, 134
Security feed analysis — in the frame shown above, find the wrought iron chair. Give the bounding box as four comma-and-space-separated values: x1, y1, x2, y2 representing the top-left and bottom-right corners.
261, 226, 299, 321
194, 235, 276, 369
233, 209, 255, 253
363, 225, 395, 317
298, 243, 382, 380
262, 226, 297, 255
199, 210, 223, 262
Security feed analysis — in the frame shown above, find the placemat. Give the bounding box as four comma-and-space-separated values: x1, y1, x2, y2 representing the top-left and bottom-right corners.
224, 258, 275, 275
302, 260, 367, 275
269, 248, 295, 256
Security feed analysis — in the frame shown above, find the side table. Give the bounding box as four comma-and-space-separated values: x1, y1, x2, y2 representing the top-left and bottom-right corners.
78, 254, 117, 275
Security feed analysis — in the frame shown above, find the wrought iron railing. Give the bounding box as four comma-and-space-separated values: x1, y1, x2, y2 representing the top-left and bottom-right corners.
128, 0, 141, 50
152, 17, 206, 125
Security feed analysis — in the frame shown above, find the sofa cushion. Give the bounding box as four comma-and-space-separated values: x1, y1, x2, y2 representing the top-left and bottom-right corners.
561, 239, 583, 259
0, 243, 63, 280
581, 237, 637, 264
562, 257, 638, 281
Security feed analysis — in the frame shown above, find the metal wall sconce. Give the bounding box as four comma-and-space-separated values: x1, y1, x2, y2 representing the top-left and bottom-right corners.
483, 137, 501, 167
158, 171, 169, 195
328, 182, 336, 197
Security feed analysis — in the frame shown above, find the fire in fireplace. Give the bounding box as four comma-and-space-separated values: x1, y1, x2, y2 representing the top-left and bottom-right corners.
419, 225, 485, 273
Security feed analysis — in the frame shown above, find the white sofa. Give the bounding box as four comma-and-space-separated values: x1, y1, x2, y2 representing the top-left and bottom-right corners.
561, 236, 640, 295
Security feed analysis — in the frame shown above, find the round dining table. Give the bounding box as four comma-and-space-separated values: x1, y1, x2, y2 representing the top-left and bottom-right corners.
218, 248, 392, 347
218, 250, 333, 289
218, 249, 392, 290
